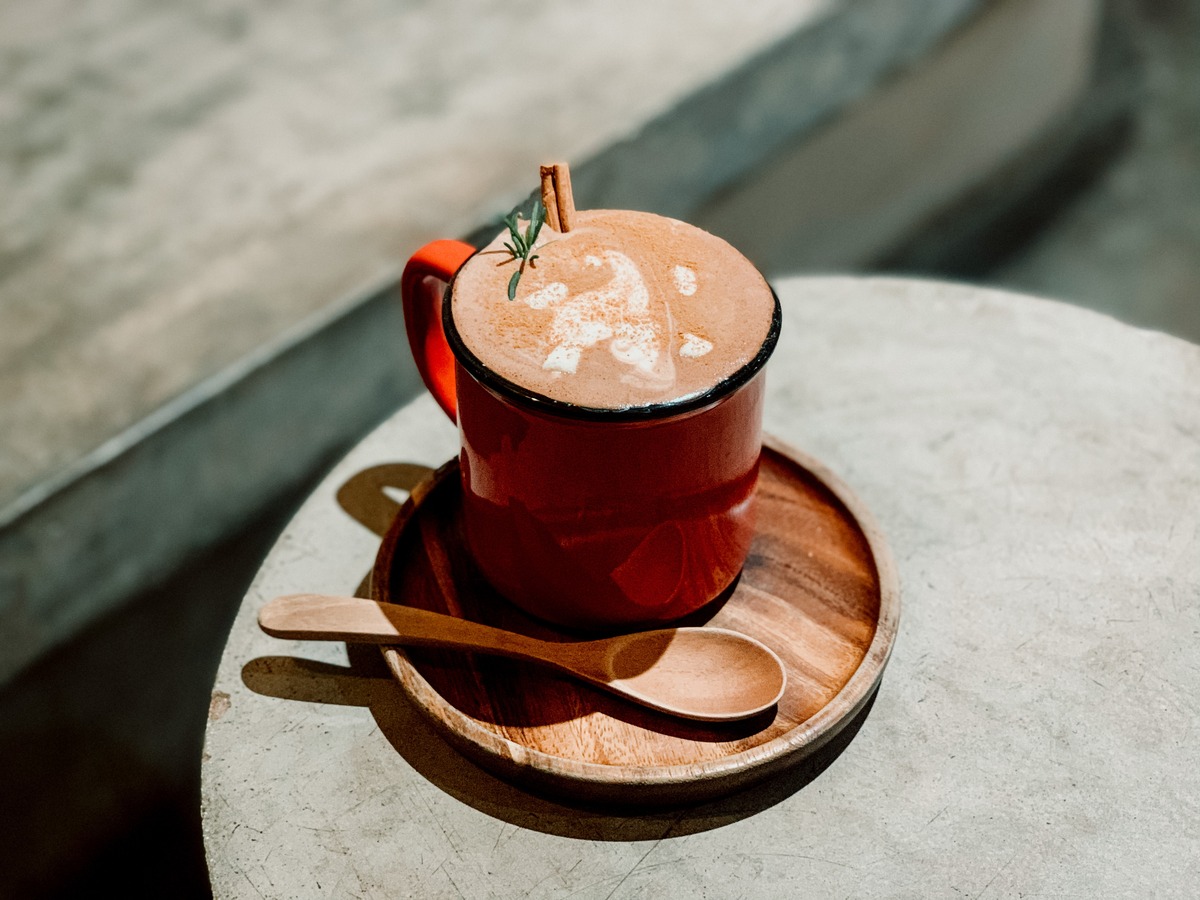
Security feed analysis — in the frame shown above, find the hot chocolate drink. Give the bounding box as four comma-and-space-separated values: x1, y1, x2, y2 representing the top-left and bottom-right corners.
402, 165, 781, 628
449, 209, 776, 410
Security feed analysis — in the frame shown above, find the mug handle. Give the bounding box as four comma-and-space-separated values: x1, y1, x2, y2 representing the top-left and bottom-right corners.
400, 239, 476, 422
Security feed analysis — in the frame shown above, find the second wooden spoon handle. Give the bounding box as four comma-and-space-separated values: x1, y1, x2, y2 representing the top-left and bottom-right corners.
259, 594, 558, 662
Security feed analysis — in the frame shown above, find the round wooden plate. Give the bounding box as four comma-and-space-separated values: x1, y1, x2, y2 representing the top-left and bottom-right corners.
371, 434, 899, 806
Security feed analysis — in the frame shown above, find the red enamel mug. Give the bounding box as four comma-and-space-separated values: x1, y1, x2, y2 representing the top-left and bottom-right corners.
400, 239, 781, 630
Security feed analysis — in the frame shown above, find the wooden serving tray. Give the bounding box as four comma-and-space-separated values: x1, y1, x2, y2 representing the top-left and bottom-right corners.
371, 435, 899, 806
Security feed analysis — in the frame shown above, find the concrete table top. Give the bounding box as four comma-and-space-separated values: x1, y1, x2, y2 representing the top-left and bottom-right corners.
202, 276, 1200, 898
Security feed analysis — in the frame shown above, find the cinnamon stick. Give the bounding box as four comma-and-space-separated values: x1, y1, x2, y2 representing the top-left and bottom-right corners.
551, 162, 576, 232
539, 166, 562, 232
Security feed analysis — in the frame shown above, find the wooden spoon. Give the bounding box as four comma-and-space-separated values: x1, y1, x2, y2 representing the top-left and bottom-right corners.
260, 594, 786, 722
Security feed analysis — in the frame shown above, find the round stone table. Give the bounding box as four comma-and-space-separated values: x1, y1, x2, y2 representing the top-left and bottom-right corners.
202, 276, 1200, 898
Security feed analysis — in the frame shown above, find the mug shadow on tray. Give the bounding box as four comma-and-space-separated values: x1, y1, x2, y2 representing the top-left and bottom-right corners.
242, 459, 887, 838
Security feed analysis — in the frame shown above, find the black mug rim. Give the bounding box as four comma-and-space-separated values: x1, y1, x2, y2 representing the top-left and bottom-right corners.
440, 250, 782, 423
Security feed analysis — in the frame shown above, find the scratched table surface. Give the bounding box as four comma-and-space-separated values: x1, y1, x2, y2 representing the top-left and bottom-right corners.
202, 276, 1200, 899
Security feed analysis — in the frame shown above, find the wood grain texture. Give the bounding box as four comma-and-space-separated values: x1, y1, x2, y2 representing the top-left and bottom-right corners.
372, 435, 899, 805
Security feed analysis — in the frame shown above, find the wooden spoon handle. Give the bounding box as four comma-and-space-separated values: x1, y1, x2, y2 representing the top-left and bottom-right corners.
259, 594, 557, 662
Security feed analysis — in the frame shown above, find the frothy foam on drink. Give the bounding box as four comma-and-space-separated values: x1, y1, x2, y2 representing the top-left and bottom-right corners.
450, 209, 774, 409
679, 333, 713, 358
674, 266, 697, 296
528, 249, 674, 393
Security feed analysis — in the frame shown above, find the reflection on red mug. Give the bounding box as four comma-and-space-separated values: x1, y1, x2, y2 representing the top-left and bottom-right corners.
401, 238, 780, 630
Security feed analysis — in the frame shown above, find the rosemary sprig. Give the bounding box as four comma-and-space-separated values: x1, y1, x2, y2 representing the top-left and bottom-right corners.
503, 199, 546, 300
